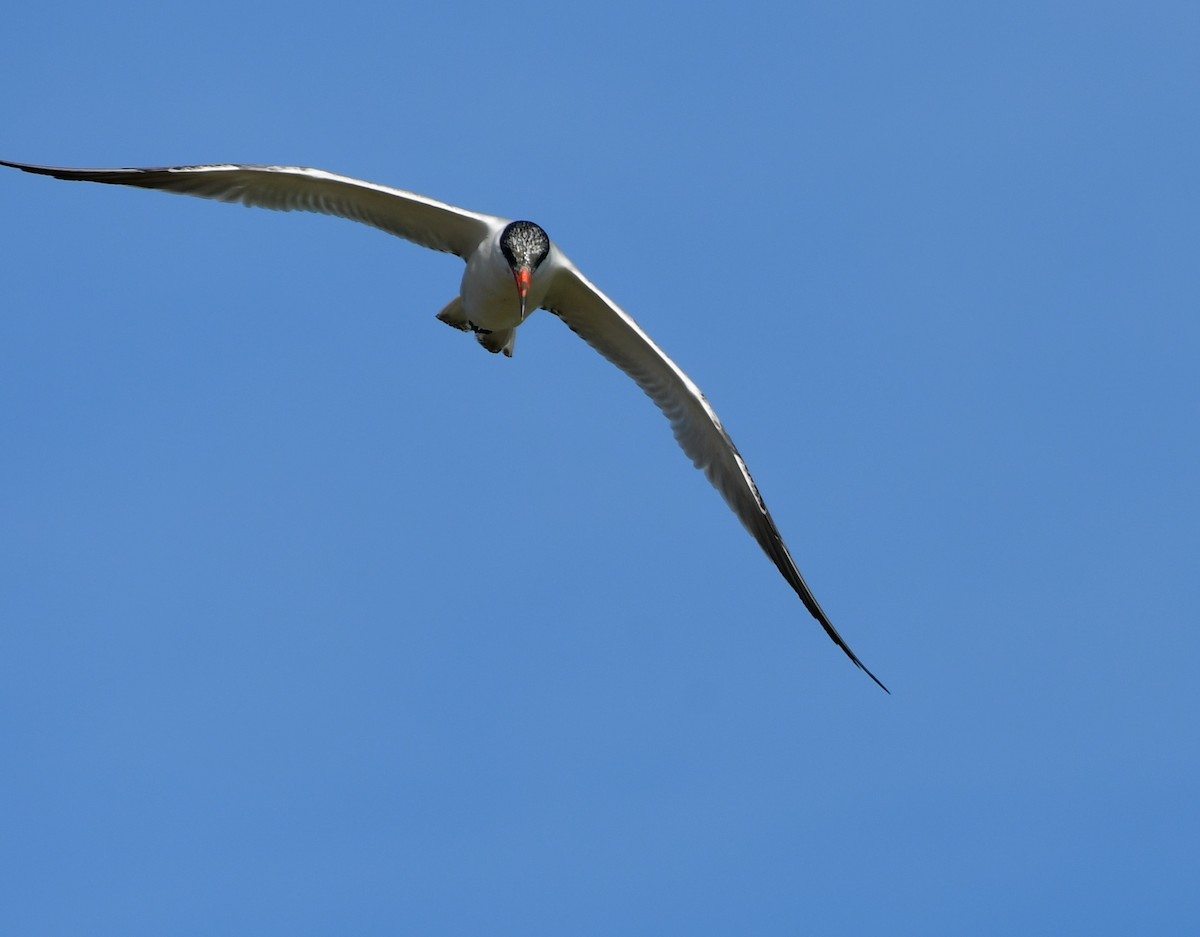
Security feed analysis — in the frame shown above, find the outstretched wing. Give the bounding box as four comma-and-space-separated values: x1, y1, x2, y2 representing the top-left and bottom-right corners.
0, 160, 503, 257
543, 255, 888, 692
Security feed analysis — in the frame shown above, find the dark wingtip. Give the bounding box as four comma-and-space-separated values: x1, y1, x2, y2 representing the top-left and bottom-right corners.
0, 159, 138, 182
858, 661, 891, 695
1, 159, 90, 181
1, 159, 51, 173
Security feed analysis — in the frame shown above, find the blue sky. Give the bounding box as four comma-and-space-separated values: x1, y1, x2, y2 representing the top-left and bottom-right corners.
2, 2, 1197, 934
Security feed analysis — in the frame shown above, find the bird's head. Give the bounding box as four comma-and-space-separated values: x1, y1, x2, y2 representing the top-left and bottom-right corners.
499, 220, 550, 321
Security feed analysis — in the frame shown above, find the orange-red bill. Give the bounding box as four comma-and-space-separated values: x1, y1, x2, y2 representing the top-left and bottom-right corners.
514, 267, 533, 320
514, 267, 532, 299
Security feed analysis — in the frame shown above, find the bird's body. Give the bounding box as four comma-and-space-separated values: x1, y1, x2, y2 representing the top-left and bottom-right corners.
446, 219, 556, 356
0, 158, 888, 692
462, 231, 531, 329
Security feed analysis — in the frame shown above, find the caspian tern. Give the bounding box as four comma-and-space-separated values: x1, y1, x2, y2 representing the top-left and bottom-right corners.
1, 159, 888, 692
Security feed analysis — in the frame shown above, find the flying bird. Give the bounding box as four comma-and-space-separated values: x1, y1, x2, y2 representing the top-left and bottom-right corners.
1, 158, 888, 692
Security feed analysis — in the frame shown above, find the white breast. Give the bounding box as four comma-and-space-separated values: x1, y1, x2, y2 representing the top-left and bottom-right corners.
459, 234, 557, 331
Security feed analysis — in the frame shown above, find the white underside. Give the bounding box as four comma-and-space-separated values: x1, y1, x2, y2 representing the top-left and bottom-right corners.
458, 232, 556, 332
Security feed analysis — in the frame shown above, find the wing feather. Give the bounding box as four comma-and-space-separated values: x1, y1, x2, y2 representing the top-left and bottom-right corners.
0, 160, 502, 257
543, 257, 888, 692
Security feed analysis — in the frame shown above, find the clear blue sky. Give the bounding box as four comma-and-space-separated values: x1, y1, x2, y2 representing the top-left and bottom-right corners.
2, 2, 1197, 934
